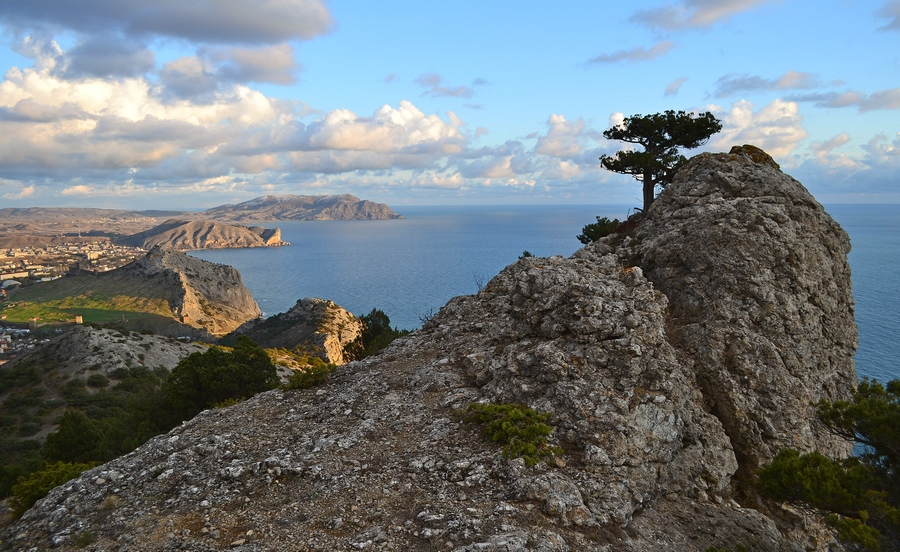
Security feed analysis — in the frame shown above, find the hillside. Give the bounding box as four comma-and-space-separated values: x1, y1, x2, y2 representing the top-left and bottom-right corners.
203, 194, 402, 221
225, 298, 362, 365
118, 219, 288, 250
0, 146, 858, 551
1, 247, 261, 337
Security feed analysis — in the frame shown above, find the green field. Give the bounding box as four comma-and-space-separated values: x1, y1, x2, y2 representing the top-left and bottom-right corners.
1, 273, 175, 326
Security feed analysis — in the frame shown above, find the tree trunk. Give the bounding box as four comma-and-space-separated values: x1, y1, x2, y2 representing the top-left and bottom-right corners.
642, 171, 655, 211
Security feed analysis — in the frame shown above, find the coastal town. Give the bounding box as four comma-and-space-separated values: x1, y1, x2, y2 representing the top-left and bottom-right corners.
1, 241, 146, 292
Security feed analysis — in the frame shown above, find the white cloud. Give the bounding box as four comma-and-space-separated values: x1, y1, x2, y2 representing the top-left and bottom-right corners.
709, 99, 808, 158
788, 88, 900, 111
535, 114, 587, 158
714, 71, 820, 97
665, 77, 689, 97
631, 0, 777, 31
2, 183, 34, 200
587, 41, 674, 64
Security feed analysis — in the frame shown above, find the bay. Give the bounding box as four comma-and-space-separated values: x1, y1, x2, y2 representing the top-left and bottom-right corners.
191, 203, 899, 383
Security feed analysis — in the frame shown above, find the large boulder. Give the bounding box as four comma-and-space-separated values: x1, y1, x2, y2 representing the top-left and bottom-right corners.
624, 145, 857, 486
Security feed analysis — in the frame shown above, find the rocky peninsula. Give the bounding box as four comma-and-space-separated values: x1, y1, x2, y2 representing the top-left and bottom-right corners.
1, 147, 856, 551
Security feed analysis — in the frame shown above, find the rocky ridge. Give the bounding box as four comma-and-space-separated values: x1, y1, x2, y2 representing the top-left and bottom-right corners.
227, 298, 363, 365
1, 147, 856, 551
119, 220, 288, 251
203, 194, 402, 222
115, 247, 262, 336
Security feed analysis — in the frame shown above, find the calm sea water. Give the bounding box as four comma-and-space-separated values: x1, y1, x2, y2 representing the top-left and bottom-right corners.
191, 204, 899, 383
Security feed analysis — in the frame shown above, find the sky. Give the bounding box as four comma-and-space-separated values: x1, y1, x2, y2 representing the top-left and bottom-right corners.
0, 0, 898, 210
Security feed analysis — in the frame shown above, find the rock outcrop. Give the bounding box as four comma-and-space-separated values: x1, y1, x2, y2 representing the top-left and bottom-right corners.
619, 145, 857, 486
1, 147, 856, 551
115, 247, 262, 336
203, 194, 402, 222
120, 219, 288, 250
227, 298, 363, 365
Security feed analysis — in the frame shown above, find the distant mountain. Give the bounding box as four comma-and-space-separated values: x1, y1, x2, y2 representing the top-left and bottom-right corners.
119, 219, 288, 250
203, 194, 402, 222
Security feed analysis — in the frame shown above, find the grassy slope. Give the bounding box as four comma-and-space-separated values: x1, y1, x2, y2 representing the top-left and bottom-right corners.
1, 273, 175, 325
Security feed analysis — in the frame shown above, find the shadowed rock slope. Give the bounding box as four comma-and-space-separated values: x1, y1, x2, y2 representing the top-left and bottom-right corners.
110, 246, 262, 336
0, 147, 856, 551
120, 220, 288, 251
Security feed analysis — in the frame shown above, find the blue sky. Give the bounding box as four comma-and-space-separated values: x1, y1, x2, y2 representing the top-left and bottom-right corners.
0, 0, 898, 209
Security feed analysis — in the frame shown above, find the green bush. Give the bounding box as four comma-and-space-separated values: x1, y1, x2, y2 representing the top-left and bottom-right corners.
460, 403, 563, 466
43, 410, 103, 463
757, 379, 900, 551
577, 216, 621, 244
165, 335, 277, 420
344, 309, 410, 361
9, 461, 95, 519
282, 360, 336, 390
86, 374, 110, 388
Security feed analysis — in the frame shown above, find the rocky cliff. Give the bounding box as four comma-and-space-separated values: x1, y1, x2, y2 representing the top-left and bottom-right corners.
115, 246, 262, 336
227, 298, 363, 365
0, 147, 856, 551
203, 194, 402, 222
120, 220, 288, 250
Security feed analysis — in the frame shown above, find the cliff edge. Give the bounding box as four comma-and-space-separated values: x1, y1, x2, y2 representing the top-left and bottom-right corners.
1, 147, 856, 551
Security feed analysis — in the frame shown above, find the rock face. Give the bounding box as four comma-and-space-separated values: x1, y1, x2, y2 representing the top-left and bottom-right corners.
120, 219, 288, 250
203, 194, 402, 222
117, 246, 262, 336
1, 147, 856, 551
227, 298, 363, 365
622, 145, 857, 486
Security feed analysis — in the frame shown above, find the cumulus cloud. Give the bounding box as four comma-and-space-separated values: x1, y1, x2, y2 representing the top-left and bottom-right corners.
211, 44, 300, 85
787, 88, 900, 111
877, 0, 900, 30
587, 41, 674, 64
415, 73, 474, 99
665, 77, 689, 96
158, 56, 220, 99
713, 71, 820, 97
709, 99, 809, 158
811, 133, 859, 170
2, 183, 34, 200
60, 35, 155, 78
0, 0, 334, 45
535, 115, 589, 158
631, 0, 776, 31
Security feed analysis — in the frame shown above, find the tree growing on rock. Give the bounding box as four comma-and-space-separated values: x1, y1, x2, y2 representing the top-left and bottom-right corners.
600, 110, 722, 211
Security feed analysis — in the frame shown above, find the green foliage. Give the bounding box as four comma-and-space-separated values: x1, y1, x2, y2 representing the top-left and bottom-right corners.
43, 410, 103, 463
165, 335, 277, 420
9, 460, 95, 519
519, 250, 534, 259
344, 309, 410, 361
86, 373, 110, 388
577, 216, 621, 244
281, 360, 336, 390
757, 379, 900, 551
72, 531, 96, 547
600, 110, 722, 211
460, 403, 563, 466
0, 365, 42, 393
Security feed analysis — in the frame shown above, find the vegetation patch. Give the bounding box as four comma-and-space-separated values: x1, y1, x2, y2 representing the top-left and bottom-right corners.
9, 460, 96, 519
757, 379, 900, 551
459, 403, 563, 466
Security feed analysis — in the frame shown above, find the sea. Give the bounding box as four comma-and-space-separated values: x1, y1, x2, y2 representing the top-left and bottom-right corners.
190, 203, 900, 384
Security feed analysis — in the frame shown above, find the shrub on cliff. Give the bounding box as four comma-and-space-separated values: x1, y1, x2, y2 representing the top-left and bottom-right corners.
577, 216, 621, 244
757, 379, 900, 551
10, 461, 96, 519
344, 309, 410, 360
165, 335, 277, 420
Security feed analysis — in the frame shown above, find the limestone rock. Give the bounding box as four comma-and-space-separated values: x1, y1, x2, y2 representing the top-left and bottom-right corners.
618, 144, 857, 484
119, 246, 262, 336
203, 194, 402, 222
228, 297, 363, 365
120, 219, 289, 250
